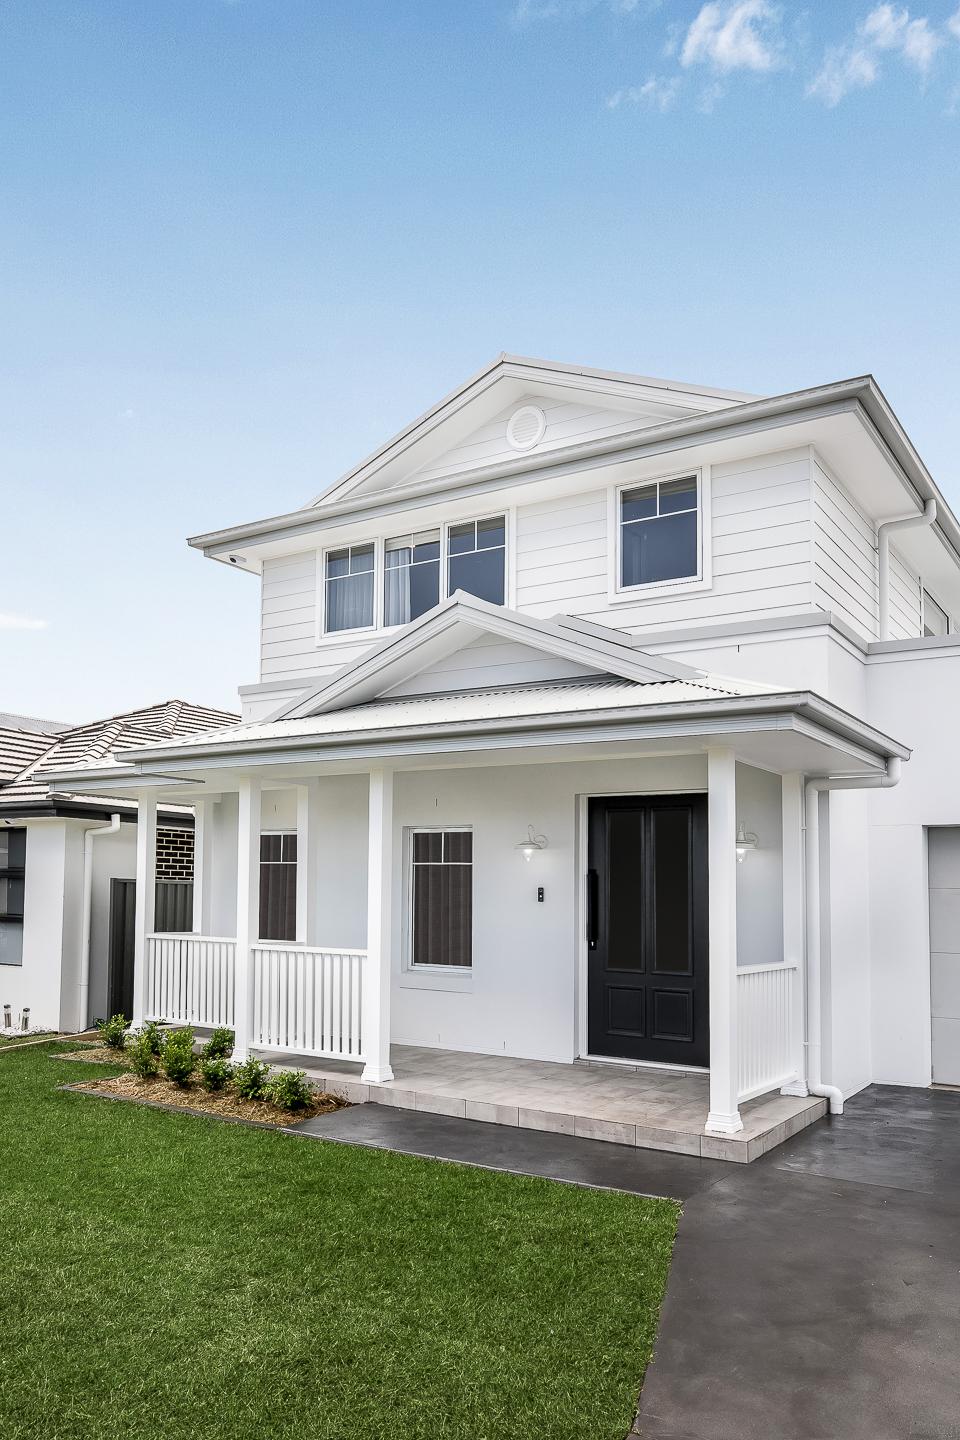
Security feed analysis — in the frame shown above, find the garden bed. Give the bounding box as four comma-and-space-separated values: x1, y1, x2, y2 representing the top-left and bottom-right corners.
54, 1044, 126, 1064
70, 1070, 349, 1126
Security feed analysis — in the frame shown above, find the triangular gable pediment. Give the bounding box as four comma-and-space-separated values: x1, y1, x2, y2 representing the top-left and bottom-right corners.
270, 595, 703, 722
309, 355, 748, 509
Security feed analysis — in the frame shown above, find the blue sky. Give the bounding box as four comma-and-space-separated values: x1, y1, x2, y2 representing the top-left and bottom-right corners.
2, 0, 959, 720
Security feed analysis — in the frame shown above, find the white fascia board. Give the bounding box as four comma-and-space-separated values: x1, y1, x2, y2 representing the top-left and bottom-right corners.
270, 594, 700, 722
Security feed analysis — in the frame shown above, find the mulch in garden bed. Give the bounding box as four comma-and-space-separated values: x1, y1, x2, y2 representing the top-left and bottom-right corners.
54, 1045, 128, 1064
70, 1070, 349, 1126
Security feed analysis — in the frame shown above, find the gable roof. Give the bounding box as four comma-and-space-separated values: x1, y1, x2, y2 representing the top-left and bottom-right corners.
270, 593, 707, 722
0, 699, 239, 815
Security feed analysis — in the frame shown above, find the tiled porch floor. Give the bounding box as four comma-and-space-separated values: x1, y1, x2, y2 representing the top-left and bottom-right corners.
259, 1044, 826, 1162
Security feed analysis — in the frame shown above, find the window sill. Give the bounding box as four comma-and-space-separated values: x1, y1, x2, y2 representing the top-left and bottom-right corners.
606, 573, 711, 605
398, 967, 473, 994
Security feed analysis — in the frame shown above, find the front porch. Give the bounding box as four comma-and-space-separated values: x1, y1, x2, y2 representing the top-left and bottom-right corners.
261, 1042, 828, 1163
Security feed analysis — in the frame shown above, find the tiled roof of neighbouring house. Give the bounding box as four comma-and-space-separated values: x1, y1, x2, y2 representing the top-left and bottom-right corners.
0, 700, 239, 809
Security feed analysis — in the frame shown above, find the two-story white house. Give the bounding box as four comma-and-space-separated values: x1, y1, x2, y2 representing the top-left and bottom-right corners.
46, 355, 960, 1160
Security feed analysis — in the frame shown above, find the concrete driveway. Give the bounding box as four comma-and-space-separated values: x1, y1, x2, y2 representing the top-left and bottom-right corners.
301, 1084, 960, 1440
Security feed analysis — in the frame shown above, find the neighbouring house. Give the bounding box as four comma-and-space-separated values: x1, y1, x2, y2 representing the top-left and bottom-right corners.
41, 355, 960, 1159
0, 701, 237, 1033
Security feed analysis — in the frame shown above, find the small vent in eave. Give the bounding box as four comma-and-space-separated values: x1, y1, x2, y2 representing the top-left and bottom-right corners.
506, 404, 546, 452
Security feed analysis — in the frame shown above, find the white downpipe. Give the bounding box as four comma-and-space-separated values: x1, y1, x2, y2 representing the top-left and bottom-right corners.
78, 814, 121, 1031
803, 757, 901, 1113
877, 499, 936, 640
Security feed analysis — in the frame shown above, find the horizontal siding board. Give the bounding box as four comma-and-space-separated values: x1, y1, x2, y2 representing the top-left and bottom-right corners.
811, 460, 879, 641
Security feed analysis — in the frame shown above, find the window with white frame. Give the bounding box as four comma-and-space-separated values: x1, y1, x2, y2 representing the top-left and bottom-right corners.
324, 543, 375, 633
410, 828, 473, 969
923, 589, 950, 637
0, 829, 25, 967
447, 516, 505, 606
619, 475, 700, 589
384, 530, 441, 626
259, 832, 297, 942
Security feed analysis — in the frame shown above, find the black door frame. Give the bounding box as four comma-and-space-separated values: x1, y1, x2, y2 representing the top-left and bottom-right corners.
581, 791, 710, 1068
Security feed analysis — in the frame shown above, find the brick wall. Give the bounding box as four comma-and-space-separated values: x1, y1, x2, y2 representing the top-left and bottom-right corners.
156, 826, 194, 882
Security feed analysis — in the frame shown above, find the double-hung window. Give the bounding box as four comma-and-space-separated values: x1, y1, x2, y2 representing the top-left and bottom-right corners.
410, 828, 472, 969
384, 530, 441, 626
619, 475, 700, 589
324, 543, 375, 633
259, 833, 297, 943
447, 516, 506, 606
0, 829, 25, 967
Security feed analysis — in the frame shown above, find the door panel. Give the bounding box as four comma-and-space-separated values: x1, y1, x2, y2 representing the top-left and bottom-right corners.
108, 879, 137, 1021
929, 828, 960, 1085
587, 795, 708, 1066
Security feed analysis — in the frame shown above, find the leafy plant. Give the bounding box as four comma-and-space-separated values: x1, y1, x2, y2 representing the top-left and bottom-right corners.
161, 1027, 196, 1087
140, 1020, 165, 1056
199, 1056, 234, 1092
265, 1069, 314, 1112
97, 1015, 128, 1051
232, 1056, 270, 1101
202, 1027, 235, 1060
128, 1030, 161, 1078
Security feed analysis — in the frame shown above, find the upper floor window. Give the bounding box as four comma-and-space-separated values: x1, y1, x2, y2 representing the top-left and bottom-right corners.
323, 515, 506, 635
619, 475, 699, 589
447, 516, 506, 606
325, 543, 375, 633
923, 589, 950, 638
384, 530, 441, 627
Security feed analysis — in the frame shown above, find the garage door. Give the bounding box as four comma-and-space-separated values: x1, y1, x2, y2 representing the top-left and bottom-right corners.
928, 829, 960, 1085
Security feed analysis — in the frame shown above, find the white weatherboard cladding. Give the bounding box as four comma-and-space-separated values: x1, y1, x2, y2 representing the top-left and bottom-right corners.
888, 546, 922, 640
812, 459, 879, 640
384, 635, 602, 698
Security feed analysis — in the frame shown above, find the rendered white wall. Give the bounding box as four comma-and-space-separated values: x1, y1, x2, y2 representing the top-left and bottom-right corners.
2, 822, 68, 1032
735, 763, 783, 969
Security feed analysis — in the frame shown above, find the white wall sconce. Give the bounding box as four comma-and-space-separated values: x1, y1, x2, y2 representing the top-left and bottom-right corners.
515, 825, 548, 861
736, 823, 759, 863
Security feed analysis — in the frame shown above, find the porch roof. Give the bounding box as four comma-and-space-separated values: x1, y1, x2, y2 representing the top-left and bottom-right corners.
40, 676, 910, 796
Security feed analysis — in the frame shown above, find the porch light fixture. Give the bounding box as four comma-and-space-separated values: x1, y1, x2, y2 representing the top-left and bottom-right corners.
515, 825, 548, 861
736, 823, 759, 863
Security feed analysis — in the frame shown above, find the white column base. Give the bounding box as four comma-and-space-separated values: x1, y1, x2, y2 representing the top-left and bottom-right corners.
361, 1061, 394, 1084
780, 1078, 809, 1097
704, 1110, 744, 1136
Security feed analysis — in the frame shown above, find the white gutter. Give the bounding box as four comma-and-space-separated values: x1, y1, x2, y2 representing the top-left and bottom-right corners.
878, 499, 936, 640
78, 813, 121, 1031
803, 757, 901, 1113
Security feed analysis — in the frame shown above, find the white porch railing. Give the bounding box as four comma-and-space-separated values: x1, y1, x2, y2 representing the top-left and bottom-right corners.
251, 945, 366, 1061
737, 961, 799, 1102
145, 934, 236, 1028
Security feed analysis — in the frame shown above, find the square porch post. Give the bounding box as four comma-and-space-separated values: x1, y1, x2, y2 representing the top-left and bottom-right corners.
132, 789, 157, 1029
362, 767, 395, 1084
295, 780, 322, 945
705, 747, 743, 1135
232, 777, 261, 1064
780, 771, 809, 1096
192, 796, 214, 936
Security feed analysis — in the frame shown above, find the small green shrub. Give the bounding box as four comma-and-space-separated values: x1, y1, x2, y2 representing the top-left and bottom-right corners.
265, 1069, 314, 1112
202, 1027, 235, 1060
161, 1027, 196, 1087
97, 1015, 128, 1051
128, 1030, 160, 1078
140, 1020, 165, 1056
232, 1056, 270, 1101
199, 1056, 234, 1092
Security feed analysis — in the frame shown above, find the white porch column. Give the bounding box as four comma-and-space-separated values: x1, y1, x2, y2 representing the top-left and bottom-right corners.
361, 767, 395, 1084
780, 772, 808, 1096
705, 748, 743, 1135
132, 789, 157, 1028
192, 797, 215, 936
232, 777, 261, 1063
295, 780, 322, 945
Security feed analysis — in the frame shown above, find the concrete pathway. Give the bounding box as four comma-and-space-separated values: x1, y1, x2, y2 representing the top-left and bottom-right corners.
299, 1084, 960, 1440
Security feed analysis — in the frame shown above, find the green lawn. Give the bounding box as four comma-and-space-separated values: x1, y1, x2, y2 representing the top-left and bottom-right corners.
1, 1044, 678, 1440
0, 1031, 54, 1047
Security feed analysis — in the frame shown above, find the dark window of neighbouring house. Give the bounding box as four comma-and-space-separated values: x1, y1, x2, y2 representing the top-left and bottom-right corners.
411, 828, 472, 968
259, 832, 297, 942
0, 829, 25, 967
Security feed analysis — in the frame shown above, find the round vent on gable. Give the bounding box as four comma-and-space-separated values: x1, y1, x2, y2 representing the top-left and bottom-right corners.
506, 404, 546, 452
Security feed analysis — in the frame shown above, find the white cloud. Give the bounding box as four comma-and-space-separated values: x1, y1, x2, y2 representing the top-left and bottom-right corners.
808, 4, 947, 106
680, 0, 783, 73
949, 8, 960, 41
807, 43, 879, 106
0, 614, 48, 632
607, 74, 681, 110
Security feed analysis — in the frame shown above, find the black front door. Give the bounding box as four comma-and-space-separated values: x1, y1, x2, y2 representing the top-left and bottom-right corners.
587, 795, 708, 1066
108, 879, 137, 1020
